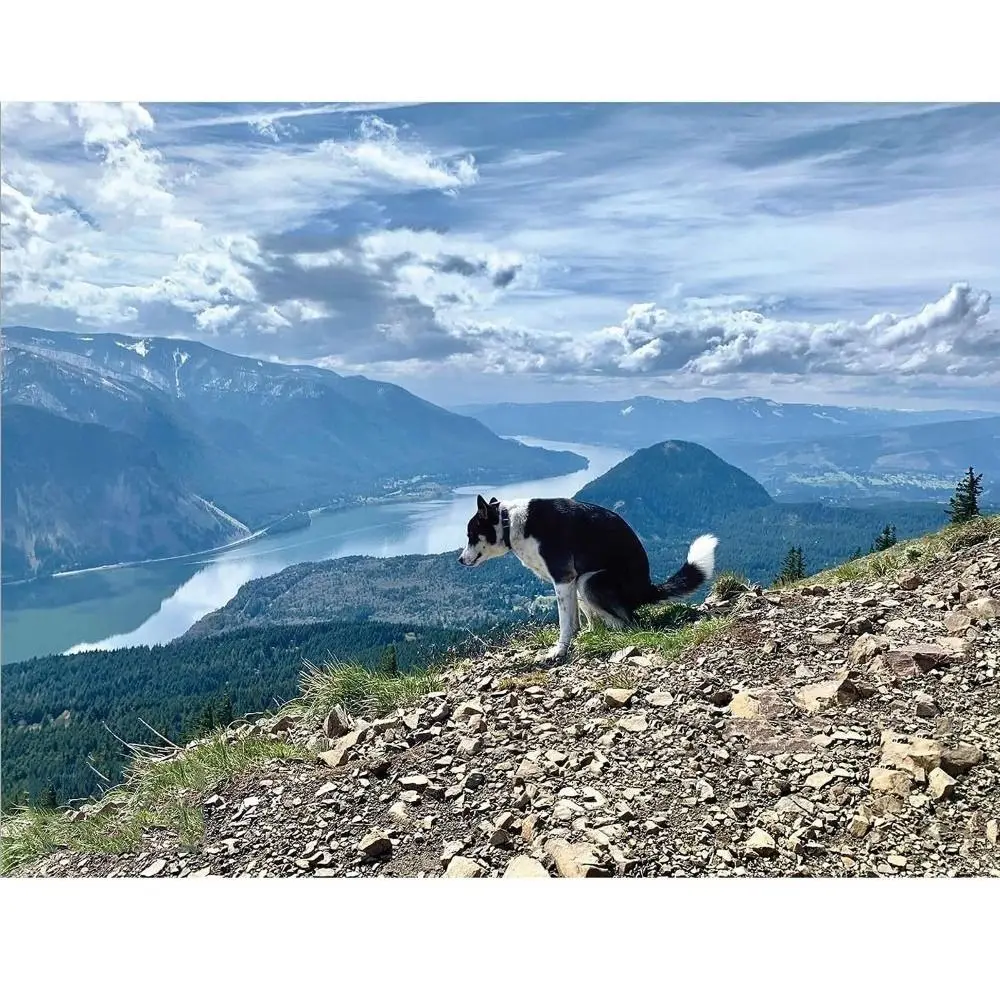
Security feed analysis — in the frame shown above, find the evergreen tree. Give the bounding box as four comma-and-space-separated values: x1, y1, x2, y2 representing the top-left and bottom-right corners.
773, 546, 806, 586
871, 524, 897, 552
849, 547, 865, 561
216, 691, 234, 728
196, 702, 216, 736
378, 644, 399, 676
947, 467, 983, 524
38, 785, 58, 809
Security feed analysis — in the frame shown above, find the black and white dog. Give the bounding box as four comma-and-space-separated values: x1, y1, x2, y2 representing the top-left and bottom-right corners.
459, 495, 717, 663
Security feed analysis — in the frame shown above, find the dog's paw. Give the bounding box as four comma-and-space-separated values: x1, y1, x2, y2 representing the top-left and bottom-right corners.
539, 643, 569, 666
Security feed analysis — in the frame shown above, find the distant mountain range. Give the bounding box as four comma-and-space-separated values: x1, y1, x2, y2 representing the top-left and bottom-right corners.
188, 440, 948, 639
1, 327, 584, 579
456, 396, 999, 501
711, 416, 1000, 502
455, 395, 992, 446
577, 441, 947, 571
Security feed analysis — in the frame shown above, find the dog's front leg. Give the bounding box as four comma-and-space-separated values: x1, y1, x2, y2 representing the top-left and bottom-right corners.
543, 582, 579, 664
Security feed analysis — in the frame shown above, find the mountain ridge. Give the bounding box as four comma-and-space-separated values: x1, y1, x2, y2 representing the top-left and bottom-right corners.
455, 396, 1000, 502
1, 327, 585, 578
455, 394, 994, 445
1, 405, 244, 580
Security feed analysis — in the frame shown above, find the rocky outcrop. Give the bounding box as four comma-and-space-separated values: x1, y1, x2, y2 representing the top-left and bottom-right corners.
22, 529, 1000, 878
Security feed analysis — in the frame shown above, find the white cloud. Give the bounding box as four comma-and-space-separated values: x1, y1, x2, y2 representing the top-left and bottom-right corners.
160, 113, 479, 236
248, 116, 286, 143
195, 303, 241, 330
331, 283, 998, 388
71, 102, 183, 222
1, 105, 481, 335
2, 102, 997, 408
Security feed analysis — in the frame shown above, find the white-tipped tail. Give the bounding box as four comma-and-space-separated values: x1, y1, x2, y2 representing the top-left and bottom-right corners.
686, 534, 718, 580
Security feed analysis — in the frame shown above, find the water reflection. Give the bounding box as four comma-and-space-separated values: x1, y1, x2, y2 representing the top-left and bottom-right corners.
2, 439, 627, 661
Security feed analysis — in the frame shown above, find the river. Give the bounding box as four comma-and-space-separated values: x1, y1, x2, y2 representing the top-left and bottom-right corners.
0, 439, 628, 664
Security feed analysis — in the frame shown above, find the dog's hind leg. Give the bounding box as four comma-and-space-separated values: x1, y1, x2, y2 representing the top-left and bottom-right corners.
544, 581, 579, 664
579, 571, 635, 630
576, 575, 596, 632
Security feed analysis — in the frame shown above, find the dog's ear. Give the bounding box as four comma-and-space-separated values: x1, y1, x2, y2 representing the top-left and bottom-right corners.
488, 497, 498, 506
476, 494, 489, 517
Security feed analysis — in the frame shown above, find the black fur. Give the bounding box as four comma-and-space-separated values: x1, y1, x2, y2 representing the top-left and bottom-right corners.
523, 498, 709, 625
466, 495, 500, 549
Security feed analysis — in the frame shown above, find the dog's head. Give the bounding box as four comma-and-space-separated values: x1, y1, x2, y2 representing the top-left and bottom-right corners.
458, 495, 507, 567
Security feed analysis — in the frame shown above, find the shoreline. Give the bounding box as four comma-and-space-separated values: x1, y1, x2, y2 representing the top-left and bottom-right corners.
0, 491, 443, 587
0, 470, 565, 587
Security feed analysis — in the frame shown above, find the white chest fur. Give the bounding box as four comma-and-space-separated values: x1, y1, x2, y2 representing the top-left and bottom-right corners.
504, 501, 552, 583
513, 535, 552, 582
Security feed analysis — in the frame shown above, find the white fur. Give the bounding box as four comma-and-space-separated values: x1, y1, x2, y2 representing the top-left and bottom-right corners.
686, 533, 718, 580
550, 580, 579, 659
460, 498, 717, 664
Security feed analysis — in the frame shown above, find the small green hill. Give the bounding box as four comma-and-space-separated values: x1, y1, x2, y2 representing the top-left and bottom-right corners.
575, 439, 947, 580
576, 440, 774, 538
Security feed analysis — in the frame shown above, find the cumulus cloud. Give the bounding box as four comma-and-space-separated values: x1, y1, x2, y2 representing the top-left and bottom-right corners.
328, 284, 997, 398
0, 104, 481, 339
248, 115, 289, 143
425, 283, 996, 380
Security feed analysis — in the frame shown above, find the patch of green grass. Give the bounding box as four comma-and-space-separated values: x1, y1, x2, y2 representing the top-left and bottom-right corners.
803, 514, 1000, 589
0, 734, 299, 876
576, 615, 729, 660
298, 659, 442, 721
517, 604, 728, 663
942, 516, 997, 551
519, 624, 560, 651
830, 559, 867, 584
636, 602, 701, 630
710, 571, 751, 601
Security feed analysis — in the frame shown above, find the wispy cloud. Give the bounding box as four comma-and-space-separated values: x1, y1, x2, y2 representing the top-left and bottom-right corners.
2, 101, 997, 407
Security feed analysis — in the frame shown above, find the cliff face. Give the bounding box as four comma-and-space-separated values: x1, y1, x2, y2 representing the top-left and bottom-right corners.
8, 518, 999, 878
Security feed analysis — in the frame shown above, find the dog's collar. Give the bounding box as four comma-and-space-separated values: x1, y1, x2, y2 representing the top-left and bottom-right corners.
500, 506, 512, 549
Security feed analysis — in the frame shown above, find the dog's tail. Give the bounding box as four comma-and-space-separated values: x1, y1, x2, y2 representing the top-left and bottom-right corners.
651, 534, 718, 601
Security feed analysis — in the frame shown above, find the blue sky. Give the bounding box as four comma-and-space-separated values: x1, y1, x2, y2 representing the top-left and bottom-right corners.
2, 101, 999, 407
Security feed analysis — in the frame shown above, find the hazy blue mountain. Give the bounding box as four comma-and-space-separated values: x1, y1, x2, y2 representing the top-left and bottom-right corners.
456, 396, 998, 501
1, 405, 242, 579
455, 395, 991, 448
1, 327, 585, 576
711, 415, 1000, 502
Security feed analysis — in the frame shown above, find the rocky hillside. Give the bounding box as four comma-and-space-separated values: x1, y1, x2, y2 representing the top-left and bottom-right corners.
5, 517, 998, 878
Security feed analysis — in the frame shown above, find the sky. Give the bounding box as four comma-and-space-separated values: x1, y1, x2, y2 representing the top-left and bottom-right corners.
2, 101, 999, 408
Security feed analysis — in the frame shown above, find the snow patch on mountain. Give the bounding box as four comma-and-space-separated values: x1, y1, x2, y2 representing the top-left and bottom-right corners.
117, 339, 152, 358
